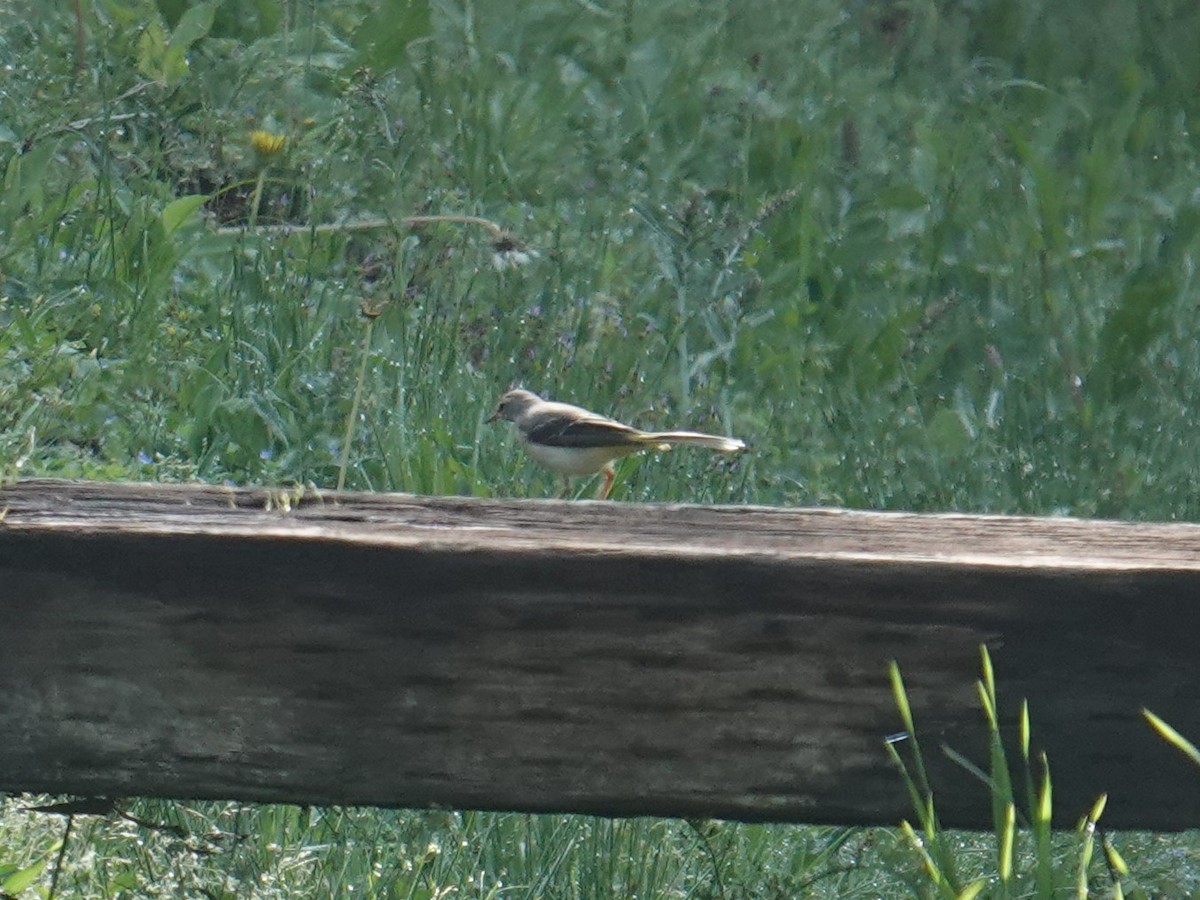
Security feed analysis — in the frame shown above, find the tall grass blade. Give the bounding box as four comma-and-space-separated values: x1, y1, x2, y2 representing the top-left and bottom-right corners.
1033, 753, 1055, 899
999, 801, 1015, 885
1143, 709, 1200, 767
899, 820, 957, 900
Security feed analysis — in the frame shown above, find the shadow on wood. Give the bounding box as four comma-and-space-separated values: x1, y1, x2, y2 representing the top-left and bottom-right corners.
1, 479, 1198, 830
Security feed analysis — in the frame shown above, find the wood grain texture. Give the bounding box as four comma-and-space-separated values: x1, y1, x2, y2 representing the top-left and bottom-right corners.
1, 479, 1198, 829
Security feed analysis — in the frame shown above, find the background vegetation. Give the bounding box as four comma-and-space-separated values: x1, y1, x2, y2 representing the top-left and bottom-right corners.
2, 0, 1199, 895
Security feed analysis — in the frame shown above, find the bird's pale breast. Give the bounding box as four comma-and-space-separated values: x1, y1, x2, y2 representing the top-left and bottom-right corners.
521, 439, 639, 475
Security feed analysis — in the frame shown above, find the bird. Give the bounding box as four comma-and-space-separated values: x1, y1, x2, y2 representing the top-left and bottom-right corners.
489, 388, 745, 499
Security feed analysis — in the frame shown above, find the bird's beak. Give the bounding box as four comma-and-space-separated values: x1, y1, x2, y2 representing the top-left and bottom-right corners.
487, 409, 500, 424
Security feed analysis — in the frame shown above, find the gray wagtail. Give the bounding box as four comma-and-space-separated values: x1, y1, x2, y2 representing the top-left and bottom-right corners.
489, 388, 746, 499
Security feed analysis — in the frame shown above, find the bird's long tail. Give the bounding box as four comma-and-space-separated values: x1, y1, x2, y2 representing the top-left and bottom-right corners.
632, 431, 746, 453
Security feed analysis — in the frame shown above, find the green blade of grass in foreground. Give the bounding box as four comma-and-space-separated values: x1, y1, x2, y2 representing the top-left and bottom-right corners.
1143, 709, 1200, 767
1074, 794, 1107, 899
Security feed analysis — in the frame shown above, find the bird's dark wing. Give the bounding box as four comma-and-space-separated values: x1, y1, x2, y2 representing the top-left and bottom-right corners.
524, 413, 644, 448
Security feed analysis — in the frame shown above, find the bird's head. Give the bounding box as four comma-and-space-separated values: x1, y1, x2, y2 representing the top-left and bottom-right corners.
488, 388, 542, 423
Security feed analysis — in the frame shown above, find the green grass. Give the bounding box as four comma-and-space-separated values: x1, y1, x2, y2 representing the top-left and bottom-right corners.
3, 0, 1200, 895
0, 800, 896, 898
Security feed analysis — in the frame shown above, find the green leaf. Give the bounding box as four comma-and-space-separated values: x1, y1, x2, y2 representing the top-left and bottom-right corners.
928, 407, 971, 456
1, 854, 48, 893
136, 17, 170, 80
169, 0, 220, 52
352, 0, 432, 73
161, 0, 220, 82
162, 194, 208, 235
0, 137, 57, 225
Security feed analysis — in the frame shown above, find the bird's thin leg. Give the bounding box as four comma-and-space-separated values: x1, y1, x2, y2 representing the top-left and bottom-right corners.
598, 465, 615, 500
558, 476, 571, 499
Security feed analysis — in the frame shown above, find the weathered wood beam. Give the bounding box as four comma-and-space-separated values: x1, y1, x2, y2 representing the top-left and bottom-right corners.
1, 479, 1198, 830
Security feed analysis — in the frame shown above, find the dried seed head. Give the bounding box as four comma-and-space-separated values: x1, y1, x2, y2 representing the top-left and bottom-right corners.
490, 233, 538, 271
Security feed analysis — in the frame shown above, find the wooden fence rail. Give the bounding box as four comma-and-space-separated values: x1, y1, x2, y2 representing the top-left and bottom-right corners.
1, 479, 1198, 830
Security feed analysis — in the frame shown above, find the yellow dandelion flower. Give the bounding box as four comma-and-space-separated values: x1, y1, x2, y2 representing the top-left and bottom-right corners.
250, 130, 287, 157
